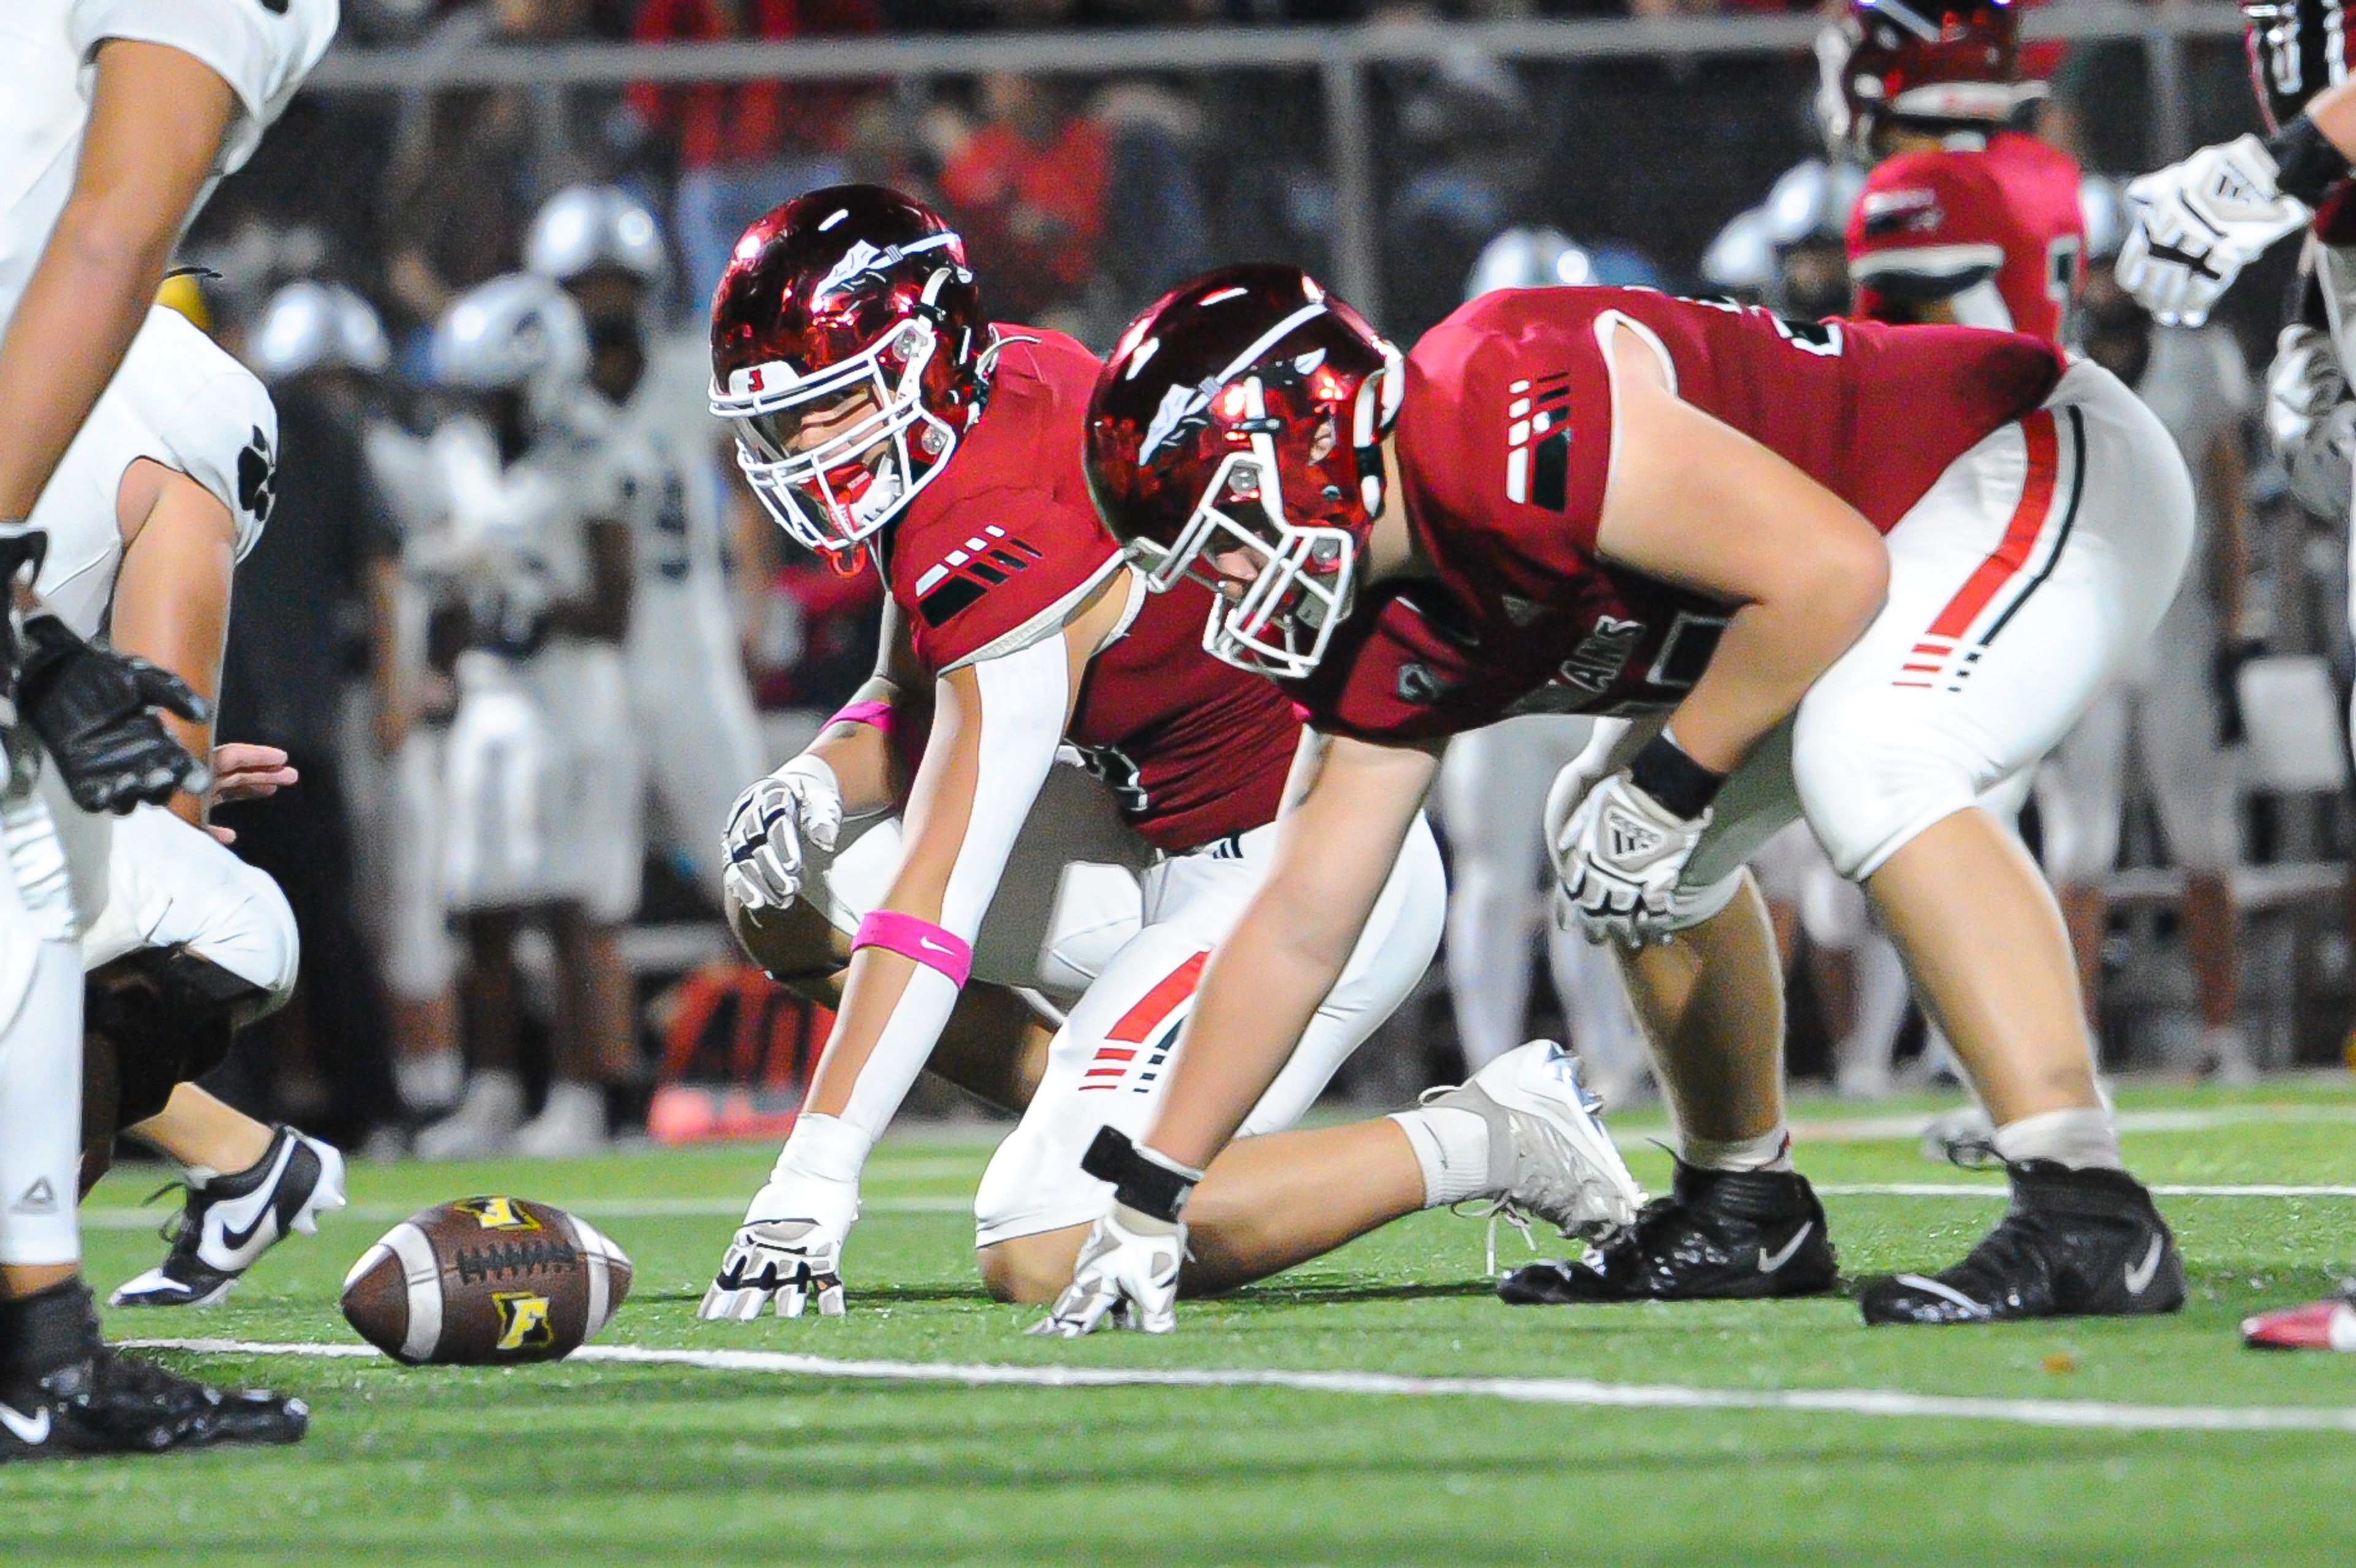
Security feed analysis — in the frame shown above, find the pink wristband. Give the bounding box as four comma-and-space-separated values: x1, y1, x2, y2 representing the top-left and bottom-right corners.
829, 699, 893, 734
852, 910, 972, 988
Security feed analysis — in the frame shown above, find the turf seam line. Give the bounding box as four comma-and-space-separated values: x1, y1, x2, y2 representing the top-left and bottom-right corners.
122, 1339, 2356, 1435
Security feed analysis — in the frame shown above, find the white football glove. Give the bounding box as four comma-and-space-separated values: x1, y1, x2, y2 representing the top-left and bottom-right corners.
697, 1172, 858, 1321
1550, 769, 1710, 947
2119, 134, 2310, 327
722, 756, 843, 913
1028, 1204, 1185, 1337
2267, 325, 2356, 521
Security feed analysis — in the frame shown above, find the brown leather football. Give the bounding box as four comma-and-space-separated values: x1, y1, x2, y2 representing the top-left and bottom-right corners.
340, 1196, 631, 1366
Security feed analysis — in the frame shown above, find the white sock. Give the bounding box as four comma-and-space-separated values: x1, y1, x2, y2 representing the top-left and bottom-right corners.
1390, 1106, 1491, 1207
396, 1049, 465, 1112
1990, 1107, 2122, 1172
773, 1112, 874, 1187
0, 942, 84, 1267
1680, 1125, 1793, 1173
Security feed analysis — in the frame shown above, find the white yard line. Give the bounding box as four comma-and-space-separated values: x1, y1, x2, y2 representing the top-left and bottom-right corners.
120, 1337, 2356, 1436
77, 1183, 2356, 1232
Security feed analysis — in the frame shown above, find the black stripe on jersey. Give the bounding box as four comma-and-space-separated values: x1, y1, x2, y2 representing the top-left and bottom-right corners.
968, 559, 1009, 585
987, 549, 1031, 572
1976, 405, 2085, 650
1531, 430, 1572, 512
918, 576, 988, 626
1002, 538, 1044, 561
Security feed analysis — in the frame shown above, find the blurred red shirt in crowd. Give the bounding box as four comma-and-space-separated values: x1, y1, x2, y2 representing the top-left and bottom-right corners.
939, 75, 1110, 320
628, 0, 880, 168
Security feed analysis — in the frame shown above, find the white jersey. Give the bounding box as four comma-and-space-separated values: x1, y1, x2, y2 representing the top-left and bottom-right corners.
27, 306, 275, 637
0, 0, 337, 335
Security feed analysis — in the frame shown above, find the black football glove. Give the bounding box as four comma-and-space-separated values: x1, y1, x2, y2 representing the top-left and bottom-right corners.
15, 613, 211, 814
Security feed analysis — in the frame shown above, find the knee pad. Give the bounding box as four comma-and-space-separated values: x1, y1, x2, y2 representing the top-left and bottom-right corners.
83, 946, 261, 1133
1793, 703, 1984, 881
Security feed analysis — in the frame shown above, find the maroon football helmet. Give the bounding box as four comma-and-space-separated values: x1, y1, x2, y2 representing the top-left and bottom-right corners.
709, 185, 990, 558
1816, 1, 2038, 155
2244, 1, 2355, 135
1086, 264, 1403, 679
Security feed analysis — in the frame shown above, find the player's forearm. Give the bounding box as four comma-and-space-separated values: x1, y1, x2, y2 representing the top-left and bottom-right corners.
1668, 554, 1885, 774
2304, 83, 2356, 166
802, 675, 907, 814
0, 219, 173, 517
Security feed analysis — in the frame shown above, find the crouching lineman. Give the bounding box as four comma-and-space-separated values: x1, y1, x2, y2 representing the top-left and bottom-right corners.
697, 187, 1639, 1321
1045, 264, 2194, 1334
414, 277, 642, 1159
29, 299, 344, 1305
1, 0, 330, 1457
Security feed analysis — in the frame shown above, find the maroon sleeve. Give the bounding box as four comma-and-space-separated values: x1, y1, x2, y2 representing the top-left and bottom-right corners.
895, 490, 1122, 674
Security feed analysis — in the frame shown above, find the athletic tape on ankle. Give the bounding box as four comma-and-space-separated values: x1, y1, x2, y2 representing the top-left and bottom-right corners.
828, 699, 894, 734
852, 910, 972, 988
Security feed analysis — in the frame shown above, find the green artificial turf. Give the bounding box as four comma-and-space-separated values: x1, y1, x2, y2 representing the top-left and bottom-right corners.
14, 1081, 2356, 1566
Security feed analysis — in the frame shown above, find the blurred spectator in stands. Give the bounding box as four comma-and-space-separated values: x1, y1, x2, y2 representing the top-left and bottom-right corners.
629, 0, 884, 306
380, 0, 610, 351
216, 283, 410, 1148
1384, 41, 1539, 336
937, 74, 1111, 333
1091, 79, 1216, 321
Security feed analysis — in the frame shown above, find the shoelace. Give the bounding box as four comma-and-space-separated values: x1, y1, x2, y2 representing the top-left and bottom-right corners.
139, 1182, 198, 1250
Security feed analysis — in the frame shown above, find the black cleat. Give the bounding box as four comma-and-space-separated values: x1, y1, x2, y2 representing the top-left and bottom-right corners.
1498, 1158, 1838, 1304
112, 1124, 345, 1309
0, 1282, 307, 1461
1858, 1160, 2186, 1326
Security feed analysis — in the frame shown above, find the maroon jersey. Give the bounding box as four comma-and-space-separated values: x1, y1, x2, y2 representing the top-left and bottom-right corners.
1848, 131, 2085, 348
1284, 287, 2063, 743
884, 325, 1298, 850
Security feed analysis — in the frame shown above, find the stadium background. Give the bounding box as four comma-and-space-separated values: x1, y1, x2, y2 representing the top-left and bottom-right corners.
169, 0, 2352, 1156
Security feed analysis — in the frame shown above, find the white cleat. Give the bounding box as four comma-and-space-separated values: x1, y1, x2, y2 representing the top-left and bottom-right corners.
697, 1175, 856, 1321
1423, 1039, 1646, 1244
414, 1071, 526, 1161
512, 1081, 611, 1159
110, 1125, 347, 1309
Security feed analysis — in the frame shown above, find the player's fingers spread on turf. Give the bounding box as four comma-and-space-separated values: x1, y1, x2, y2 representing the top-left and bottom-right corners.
815, 1278, 846, 1316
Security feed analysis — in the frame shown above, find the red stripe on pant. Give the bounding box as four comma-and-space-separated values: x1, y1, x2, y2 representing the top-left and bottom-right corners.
1922, 409, 2059, 644
1105, 950, 1211, 1043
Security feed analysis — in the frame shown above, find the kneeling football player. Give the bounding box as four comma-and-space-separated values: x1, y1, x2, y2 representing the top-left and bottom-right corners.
1042, 264, 2194, 1333
697, 187, 1641, 1321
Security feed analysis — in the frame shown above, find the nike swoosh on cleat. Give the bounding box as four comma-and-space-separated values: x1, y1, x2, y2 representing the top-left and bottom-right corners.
214, 1137, 302, 1255
1755, 1223, 1813, 1274
2123, 1234, 2166, 1297
0, 1401, 52, 1444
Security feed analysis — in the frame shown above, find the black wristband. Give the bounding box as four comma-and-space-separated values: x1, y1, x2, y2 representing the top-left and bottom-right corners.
1627, 732, 1725, 821
2268, 115, 2354, 209
1079, 1125, 1201, 1224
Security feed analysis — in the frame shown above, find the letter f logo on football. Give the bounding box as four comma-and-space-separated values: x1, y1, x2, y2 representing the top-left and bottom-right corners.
492, 1291, 556, 1352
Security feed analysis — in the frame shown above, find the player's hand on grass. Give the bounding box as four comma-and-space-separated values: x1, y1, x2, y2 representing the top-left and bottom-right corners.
698, 1174, 856, 1321
1030, 1204, 1184, 1337
1550, 769, 1707, 947
722, 756, 842, 914
2119, 136, 2308, 326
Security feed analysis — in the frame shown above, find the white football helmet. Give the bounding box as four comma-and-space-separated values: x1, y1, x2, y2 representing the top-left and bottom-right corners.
1465, 226, 1594, 300
526, 185, 668, 288
247, 280, 391, 383
429, 274, 591, 425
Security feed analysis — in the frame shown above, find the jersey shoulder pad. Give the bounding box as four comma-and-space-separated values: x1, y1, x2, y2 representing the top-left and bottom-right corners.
121, 308, 279, 559
1281, 585, 1488, 744
1403, 290, 1617, 557
891, 486, 1120, 674
1852, 150, 2003, 253
70, 0, 337, 175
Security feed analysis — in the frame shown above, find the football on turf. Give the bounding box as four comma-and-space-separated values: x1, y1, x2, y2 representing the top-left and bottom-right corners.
341, 1196, 632, 1366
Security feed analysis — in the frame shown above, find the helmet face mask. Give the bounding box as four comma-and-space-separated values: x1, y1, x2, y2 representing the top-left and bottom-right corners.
2243, 1, 2355, 135
1088, 264, 1401, 682
709, 188, 990, 561
1138, 434, 1359, 680
1816, 1, 2033, 159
